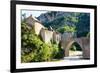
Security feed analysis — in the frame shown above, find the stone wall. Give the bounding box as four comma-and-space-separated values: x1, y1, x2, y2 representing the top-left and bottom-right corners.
53, 32, 61, 44
61, 32, 74, 49
40, 29, 53, 43
81, 37, 90, 59
34, 22, 44, 35
26, 15, 35, 27
25, 15, 45, 35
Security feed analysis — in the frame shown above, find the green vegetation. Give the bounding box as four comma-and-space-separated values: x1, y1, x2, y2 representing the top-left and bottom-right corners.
21, 22, 63, 63
52, 43, 64, 59
70, 42, 82, 51
38, 12, 90, 37
87, 32, 90, 37
57, 25, 76, 34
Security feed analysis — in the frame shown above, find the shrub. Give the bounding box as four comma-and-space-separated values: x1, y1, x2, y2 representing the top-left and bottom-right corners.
52, 43, 64, 59
21, 50, 36, 62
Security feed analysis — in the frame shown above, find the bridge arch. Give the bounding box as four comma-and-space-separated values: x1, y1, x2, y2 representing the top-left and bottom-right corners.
64, 39, 83, 57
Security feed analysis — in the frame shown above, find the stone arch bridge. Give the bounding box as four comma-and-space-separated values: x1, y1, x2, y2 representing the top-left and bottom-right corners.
61, 36, 90, 59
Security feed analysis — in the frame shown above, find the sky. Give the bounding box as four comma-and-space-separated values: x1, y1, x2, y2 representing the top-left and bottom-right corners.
21, 10, 48, 18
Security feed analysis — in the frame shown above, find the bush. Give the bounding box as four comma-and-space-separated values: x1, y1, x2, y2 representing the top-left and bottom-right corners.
36, 43, 53, 61
52, 43, 64, 59
21, 32, 54, 62
21, 50, 36, 62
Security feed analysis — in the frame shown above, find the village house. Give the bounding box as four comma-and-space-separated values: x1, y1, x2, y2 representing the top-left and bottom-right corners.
40, 28, 53, 43
25, 15, 45, 35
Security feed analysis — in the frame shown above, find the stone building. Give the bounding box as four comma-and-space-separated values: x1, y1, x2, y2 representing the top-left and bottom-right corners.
53, 32, 61, 44
40, 28, 53, 43
25, 15, 45, 35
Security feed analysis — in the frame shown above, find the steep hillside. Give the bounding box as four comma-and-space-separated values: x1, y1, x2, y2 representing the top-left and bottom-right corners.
37, 11, 90, 37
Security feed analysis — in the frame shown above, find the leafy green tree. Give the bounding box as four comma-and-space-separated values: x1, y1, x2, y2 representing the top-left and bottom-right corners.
57, 25, 76, 34
70, 42, 82, 51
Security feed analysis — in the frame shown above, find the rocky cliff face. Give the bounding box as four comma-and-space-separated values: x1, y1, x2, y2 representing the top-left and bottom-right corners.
38, 12, 69, 22
37, 11, 90, 37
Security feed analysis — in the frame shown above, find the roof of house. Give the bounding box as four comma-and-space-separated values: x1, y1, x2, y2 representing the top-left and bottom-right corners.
26, 15, 42, 24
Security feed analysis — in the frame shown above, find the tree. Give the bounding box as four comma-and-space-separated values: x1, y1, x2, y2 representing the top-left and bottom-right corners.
57, 25, 76, 34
